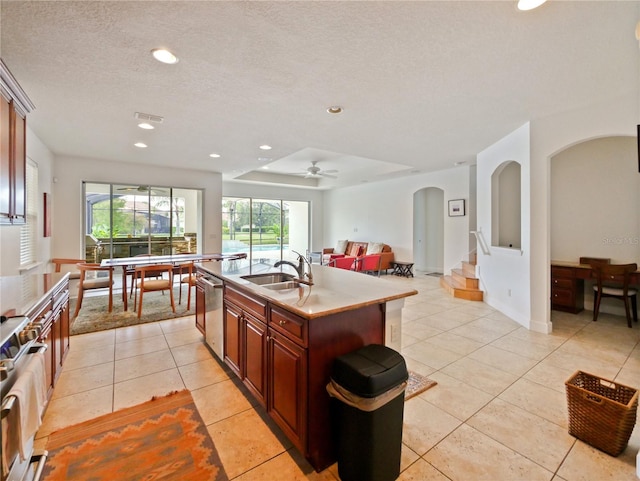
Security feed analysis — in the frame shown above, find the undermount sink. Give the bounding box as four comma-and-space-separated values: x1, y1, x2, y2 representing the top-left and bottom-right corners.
240, 273, 296, 285
262, 281, 301, 291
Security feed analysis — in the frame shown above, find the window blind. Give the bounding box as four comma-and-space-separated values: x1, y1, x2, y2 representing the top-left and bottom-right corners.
20, 158, 38, 266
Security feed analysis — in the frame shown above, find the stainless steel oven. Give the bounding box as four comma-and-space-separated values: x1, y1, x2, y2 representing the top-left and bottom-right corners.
1, 315, 48, 481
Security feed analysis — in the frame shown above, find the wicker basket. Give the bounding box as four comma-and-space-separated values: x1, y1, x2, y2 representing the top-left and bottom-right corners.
565, 370, 638, 456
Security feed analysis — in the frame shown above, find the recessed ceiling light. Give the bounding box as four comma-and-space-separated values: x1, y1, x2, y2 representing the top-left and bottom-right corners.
258, 157, 272, 162
259, 145, 272, 150
327, 106, 343, 114
138, 122, 154, 130
134, 142, 148, 148
516, 0, 547, 11
454, 161, 466, 166
262, 166, 269, 170
151, 48, 179, 64
209, 153, 221, 158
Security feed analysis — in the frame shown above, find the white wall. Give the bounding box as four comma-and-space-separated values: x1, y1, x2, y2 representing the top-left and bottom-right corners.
52, 156, 222, 262
323, 167, 470, 274
0, 126, 54, 276
551, 136, 638, 263
477, 123, 531, 329
550, 136, 639, 316
530, 94, 638, 333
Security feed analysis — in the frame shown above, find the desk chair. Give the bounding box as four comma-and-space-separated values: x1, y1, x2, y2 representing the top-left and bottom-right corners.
177, 261, 197, 311
591, 262, 638, 328
134, 264, 176, 319
74, 263, 114, 318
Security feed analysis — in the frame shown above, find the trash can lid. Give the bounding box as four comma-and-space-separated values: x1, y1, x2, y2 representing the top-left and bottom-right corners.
331, 344, 408, 398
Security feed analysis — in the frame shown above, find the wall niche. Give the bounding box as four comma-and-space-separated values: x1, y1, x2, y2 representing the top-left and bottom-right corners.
491, 160, 521, 249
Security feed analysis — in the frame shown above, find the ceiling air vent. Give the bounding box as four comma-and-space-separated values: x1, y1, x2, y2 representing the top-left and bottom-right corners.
134, 112, 164, 124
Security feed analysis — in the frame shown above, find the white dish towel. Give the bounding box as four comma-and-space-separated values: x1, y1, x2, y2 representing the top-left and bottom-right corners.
3, 350, 47, 465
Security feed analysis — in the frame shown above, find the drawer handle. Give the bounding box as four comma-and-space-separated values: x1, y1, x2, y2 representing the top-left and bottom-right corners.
279, 320, 287, 326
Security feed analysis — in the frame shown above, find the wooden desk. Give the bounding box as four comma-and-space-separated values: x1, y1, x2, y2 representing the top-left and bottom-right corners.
551, 260, 640, 313
101, 253, 246, 310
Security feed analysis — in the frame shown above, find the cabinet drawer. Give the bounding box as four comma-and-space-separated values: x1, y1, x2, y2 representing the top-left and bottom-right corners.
225, 285, 267, 320
551, 277, 573, 289
551, 266, 574, 279
270, 307, 307, 347
551, 287, 574, 306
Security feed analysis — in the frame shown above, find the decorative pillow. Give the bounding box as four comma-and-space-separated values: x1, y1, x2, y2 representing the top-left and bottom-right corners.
335, 239, 349, 254
367, 242, 384, 254
348, 244, 364, 257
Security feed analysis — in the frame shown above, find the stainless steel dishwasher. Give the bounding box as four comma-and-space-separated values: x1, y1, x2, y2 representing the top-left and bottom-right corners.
197, 272, 224, 359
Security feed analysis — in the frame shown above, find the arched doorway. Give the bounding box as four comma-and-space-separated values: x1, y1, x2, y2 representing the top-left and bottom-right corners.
413, 187, 444, 274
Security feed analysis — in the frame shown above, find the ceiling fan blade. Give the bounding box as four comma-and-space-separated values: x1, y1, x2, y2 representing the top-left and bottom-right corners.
319, 172, 338, 179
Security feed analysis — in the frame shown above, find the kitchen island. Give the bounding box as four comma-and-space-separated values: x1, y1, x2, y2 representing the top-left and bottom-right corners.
195, 262, 417, 471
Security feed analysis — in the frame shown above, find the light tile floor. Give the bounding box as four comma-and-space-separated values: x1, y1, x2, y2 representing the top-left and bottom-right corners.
35, 272, 640, 480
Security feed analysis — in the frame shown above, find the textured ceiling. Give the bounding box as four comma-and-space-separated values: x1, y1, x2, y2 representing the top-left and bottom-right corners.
1, 1, 639, 189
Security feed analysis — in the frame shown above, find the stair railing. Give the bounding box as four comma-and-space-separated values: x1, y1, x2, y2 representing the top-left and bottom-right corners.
470, 229, 490, 256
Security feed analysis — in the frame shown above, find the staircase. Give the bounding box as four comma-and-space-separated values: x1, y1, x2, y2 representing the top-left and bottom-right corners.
440, 253, 484, 301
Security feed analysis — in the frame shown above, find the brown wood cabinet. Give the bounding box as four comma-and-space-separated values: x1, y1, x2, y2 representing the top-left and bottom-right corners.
1, 60, 34, 225
222, 281, 385, 472
23, 275, 70, 400
551, 265, 584, 313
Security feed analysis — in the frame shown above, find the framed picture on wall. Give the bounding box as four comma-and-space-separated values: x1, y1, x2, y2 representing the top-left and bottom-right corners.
448, 199, 465, 217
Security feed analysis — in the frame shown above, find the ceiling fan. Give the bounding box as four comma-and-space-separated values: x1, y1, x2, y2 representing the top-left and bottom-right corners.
291, 161, 338, 179
116, 185, 168, 195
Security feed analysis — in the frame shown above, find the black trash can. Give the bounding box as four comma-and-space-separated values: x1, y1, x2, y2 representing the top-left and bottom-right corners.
327, 344, 408, 481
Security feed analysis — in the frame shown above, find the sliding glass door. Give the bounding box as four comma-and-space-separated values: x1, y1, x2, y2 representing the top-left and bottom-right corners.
84, 182, 202, 261
222, 197, 309, 268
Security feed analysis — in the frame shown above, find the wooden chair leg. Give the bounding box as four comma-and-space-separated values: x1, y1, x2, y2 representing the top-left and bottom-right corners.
186, 282, 192, 311
623, 297, 632, 328
632, 294, 638, 323
74, 287, 84, 318
137, 289, 144, 319
593, 292, 602, 322
169, 285, 176, 313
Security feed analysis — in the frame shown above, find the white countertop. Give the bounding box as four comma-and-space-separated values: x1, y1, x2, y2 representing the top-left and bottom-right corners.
198, 263, 417, 319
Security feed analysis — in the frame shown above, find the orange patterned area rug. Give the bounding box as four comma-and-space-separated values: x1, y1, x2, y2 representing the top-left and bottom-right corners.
405, 371, 437, 401
42, 390, 228, 481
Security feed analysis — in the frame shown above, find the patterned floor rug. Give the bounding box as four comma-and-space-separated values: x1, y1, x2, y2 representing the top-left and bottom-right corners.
405, 371, 438, 400
70, 287, 192, 335
42, 390, 228, 481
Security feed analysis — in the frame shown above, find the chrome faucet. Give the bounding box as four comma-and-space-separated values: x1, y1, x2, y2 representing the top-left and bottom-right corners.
274, 251, 314, 286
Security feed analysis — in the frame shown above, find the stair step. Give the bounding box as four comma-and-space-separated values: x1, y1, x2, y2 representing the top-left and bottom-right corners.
440, 275, 484, 301
461, 261, 476, 278
451, 269, 479, 289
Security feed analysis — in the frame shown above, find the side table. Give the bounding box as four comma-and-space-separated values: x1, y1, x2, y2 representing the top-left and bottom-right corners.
392, 261, 414, 278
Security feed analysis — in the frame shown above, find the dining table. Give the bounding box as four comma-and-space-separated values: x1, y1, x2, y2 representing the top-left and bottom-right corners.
100, 252, 247, 311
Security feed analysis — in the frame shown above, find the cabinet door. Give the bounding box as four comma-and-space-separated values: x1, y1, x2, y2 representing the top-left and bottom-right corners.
59, 299, 70, 365
0, 96, 11, 221
243, 314, 267, 406
223, 303, 242, 377
195, 282, 206, 335
268, 329, 307, 452
39, 322, 55, 399
11, 108, 25, 222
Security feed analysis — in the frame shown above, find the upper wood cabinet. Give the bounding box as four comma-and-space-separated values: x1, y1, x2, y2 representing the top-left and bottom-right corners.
0, 59, 34, 225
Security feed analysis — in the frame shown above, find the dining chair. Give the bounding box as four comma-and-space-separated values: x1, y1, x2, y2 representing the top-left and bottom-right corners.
590, 261, 638, 328
134, 264, 176, 319
74, 263, 114, 318
128, 254, 163, 300
177, 261, 197, 311
52, 258, 86, 280
354, 254, 382, 277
